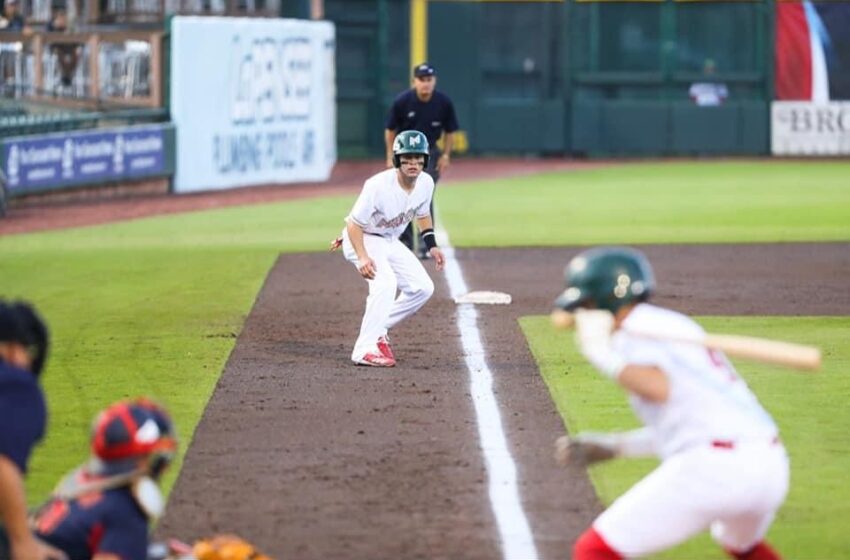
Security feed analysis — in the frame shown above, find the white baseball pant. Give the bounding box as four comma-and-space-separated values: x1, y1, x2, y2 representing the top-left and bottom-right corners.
594, 441, 789, 557
342, 231, 434, 361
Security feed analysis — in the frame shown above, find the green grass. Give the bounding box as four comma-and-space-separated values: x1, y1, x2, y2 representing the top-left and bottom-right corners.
521, 315, 850, 559
0, 196, 352, 502
439, 161, 850, 246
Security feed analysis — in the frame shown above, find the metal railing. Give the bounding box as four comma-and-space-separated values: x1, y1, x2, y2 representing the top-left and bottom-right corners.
0, 30, 163, 108
0, 104, 169, 136
10, 0, 282, 25
100, 0, 281, 22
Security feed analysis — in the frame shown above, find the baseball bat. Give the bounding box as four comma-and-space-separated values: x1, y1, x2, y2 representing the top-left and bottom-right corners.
550, 310, 821, 371
52, 469, 144, 500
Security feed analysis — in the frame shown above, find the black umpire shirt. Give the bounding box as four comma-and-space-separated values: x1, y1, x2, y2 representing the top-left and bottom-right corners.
385, 89, 459, 153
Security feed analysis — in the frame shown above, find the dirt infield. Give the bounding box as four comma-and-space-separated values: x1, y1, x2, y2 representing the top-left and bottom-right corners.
155, 242, 849, 558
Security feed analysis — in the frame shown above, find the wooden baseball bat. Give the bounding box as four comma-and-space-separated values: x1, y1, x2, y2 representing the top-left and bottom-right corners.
550, 310, 821, 371
658, 332, 820, 371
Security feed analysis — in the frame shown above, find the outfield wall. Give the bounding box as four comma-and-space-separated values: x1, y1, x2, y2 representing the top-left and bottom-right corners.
329, 0, 850, 158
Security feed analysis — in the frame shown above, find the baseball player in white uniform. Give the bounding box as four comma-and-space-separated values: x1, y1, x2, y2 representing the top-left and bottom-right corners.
335, 130, 445, 367
552, 247, 789, 560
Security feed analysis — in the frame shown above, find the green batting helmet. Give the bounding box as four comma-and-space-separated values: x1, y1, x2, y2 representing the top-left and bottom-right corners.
392, 130, 429, 168
554, 247, 655, 314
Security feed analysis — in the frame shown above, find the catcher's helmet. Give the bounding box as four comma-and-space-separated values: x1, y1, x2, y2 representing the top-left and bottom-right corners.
392, 130, 429, 168
0, 299, 49, 377
90, 398, 177, 478
554, 246, 655, 314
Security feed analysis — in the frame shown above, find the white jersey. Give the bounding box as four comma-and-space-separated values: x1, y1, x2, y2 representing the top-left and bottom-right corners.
614, 303, 778, 459
689, 81, 728, 106
345, 168, 435, 240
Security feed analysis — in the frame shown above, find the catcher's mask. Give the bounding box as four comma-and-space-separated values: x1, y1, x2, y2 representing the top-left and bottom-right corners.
555, 246, 655, 314
90, 398, 177, 479
0, 299, 49, 377
392, 130, 429, 168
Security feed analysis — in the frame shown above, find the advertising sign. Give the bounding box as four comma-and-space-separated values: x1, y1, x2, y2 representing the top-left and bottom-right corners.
3, 125, 168, 194
170, 17, 336, 193
772, 102, 850, 155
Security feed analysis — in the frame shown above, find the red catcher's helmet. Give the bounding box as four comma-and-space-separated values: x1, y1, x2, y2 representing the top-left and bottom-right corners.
91, 398, 177, 477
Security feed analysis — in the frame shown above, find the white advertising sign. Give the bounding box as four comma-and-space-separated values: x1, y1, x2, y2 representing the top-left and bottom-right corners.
170, 17, 336, 192
771, 101, 850, 156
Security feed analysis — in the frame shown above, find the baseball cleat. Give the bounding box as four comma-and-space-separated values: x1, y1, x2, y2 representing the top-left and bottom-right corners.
377, 335, 395, 361
353, 352, 396, 367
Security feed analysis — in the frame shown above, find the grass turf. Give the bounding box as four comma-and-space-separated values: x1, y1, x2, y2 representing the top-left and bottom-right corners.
0, 196, 352, 501
521, 315, 850, 559
438, 161, 850, 247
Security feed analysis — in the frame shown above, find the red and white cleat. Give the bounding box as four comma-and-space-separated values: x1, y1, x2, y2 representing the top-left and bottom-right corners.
353, 352, 396, 367
377, 335, 395, 361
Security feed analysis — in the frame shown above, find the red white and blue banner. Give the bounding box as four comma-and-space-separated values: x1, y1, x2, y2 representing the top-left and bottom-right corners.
774, 2, 850, 154
775, 1, 850, 101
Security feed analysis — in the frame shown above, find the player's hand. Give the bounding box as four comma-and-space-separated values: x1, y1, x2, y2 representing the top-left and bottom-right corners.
40, 540, 68, 560
430, 248, 445, 271
437, 153, 451, 173
554, 433, 618, 468
357, 257, 376, 279
574, 309, 626, 378
11, 535, 68, 560
575, 308, 614, 339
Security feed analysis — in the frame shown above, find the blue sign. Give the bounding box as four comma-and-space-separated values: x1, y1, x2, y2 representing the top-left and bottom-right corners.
3, 125, 167, 193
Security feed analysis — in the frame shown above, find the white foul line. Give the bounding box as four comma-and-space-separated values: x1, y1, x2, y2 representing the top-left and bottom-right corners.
437, 231, 539, 560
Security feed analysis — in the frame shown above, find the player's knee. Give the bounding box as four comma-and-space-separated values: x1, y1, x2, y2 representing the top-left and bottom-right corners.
419, 277, 435, 300
573, 528, 622, 560
407, 277, 434, 303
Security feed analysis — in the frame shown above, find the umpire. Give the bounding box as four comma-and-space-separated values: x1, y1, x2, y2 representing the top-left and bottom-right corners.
385, 62, 459, 258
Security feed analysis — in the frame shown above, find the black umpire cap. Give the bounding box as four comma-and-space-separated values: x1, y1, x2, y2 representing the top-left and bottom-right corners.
413, 63, 436, 78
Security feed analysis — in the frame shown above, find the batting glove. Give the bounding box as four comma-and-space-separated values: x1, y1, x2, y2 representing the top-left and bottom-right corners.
554, 428, 657, 467
574, 309, 626, 379
554, 432, 620, 467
